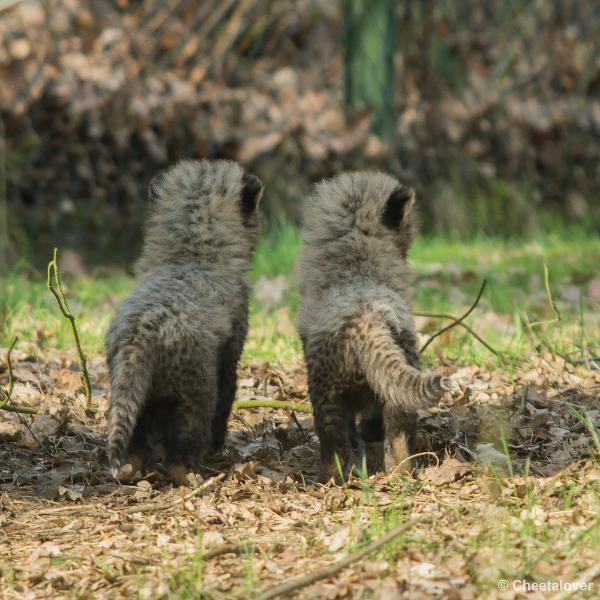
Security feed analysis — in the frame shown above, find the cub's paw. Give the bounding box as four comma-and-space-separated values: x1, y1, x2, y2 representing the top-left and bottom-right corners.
109, 453, 143, 481
167, 462, 204, 487
440, 376, 458, 393
168, 464, 192, 487
423, 374, 456, 405
319, 458, 355, 485
107, 449, 124, 479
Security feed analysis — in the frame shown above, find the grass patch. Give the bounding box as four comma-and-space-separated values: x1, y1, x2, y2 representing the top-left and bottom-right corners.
169, 533, 205, 598
1, 227, 598, 366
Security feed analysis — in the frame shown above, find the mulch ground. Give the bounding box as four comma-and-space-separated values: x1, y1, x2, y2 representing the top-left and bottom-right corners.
1, 347, 599, 598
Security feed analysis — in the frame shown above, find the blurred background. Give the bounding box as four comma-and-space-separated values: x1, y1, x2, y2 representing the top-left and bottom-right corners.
3, 4, 600, 594
0, 0, 599, 267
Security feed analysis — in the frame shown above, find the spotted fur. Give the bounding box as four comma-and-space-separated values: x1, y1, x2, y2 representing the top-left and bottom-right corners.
297, 172, 452, 482
105, 160, 263, 478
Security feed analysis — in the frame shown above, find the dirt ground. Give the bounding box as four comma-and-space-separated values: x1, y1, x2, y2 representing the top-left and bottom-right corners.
1, 348, 600, 598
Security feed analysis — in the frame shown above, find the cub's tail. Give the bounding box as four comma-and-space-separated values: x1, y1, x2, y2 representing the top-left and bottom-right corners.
106, 343, 152, 477
348, 313, 453, 411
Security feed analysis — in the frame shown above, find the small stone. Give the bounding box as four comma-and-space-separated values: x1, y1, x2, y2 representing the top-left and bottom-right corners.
0, 421, 21, 443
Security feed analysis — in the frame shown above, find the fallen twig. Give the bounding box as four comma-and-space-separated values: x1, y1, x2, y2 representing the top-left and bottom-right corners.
0, 337, 37, 414
35, 504, 107, 516
122, 473, 225, 515
47, 248, 92, 407
290, 409, 311, 443
232, 399, 312, 413
256, 517, 421, 600
419, 279, 488, 355
202, 542, 244, 560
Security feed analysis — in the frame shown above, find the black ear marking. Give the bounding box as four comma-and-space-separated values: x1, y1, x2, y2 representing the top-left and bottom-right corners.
382, 187, 415, 229
240, 173, 264, 224
147, 172, 165, 204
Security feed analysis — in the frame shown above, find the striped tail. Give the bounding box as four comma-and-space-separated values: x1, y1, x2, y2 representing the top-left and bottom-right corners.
348, 314, 453, 411
106, 344, 152, 477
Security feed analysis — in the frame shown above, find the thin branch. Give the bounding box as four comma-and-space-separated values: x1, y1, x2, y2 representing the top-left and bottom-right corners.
47, 248, 92, 407
523, 263, 569, 361
414, 310, 500, 358
0, 401, 37, 414
232, 399, 312, 414
419, 279, 488, 354
256, 518, 421, 600
0, 337, 37, 414
290, 410, 310, 443
202, 542, 244, 560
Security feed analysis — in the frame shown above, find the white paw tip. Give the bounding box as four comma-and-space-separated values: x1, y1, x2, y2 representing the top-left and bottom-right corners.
110, 462, 133, 480
441, 377, 459, 392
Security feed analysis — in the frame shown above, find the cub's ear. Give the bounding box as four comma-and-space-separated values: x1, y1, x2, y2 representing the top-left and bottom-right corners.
147, 171, 166, 205
240, 173, 264, 223
382, 186, 415, 229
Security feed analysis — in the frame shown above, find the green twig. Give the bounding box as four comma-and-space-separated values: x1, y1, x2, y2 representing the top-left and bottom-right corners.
419, 279, 488, 354
47, 248, 92, 407
0, 402, 37, 414
232, 399, 312, 414
0, 337, 37, 414
528, 262, 561, 329
524, 263, 569, 361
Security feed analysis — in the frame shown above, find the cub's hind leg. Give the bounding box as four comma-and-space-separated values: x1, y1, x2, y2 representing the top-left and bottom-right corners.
359, 407, 384, 443
164, 364, 217, 482
308, 369, 355, 482
341, 385, 374, 472
211, 330, 245, 453
347, 414, 366, 470
383, 331, 418, 473
129, 397, 174, 471
126, 402, 157, 473
312, 396, 354, 483
383, 407, 417, 473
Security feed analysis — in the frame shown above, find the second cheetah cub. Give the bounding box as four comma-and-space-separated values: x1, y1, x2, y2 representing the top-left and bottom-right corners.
297, 172, 452, 482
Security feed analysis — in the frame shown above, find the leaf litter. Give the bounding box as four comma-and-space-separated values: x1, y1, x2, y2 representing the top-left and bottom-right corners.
1, 345, 599, 598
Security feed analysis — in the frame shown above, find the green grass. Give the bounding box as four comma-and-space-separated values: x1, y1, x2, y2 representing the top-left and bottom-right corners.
250, 224, 300, 282
1, 227, 598, 366
1, 268, 132, 355
410, 231, 600, 314
169, 533, 205, 598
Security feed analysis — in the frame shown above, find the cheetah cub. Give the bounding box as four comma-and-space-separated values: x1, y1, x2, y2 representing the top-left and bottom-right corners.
105, 160, 263, 480
297, 172, 452, 482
